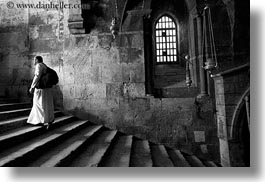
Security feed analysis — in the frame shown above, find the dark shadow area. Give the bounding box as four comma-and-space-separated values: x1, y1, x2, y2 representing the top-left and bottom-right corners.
81, 0, 104, 33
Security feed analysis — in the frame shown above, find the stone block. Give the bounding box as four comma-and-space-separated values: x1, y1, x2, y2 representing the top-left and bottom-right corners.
92, 47, 120, 65
0, 32, 28, 53
229, 142, 246, 167
86, 98, 104, 111
86, 83, 106, 98
122, 63, 145, 83
216, 94, 225, 105
128, 97, 151, 112
38, 24, 57, 39
123, 82, 145, 98
215, 82, 225, 94
74, 84, 106, 100
69, 28, 86, 35
219, 139, 231, 167
226, 125, 234, 140
150, 98, 162, 113
63, 98, 77, 111
175, 111, 194, 126
131, 33, 144, 48
217, 115, 227, 139
119, 33, 144, 48
98, 34, 113, 50
161, 98, 194, 112
224, 94, 241, 105
200, 144, 208, 154
63, 65, 75, 85
0, 0, 28, 28
63, 48, 92, 68
194, 131, 205, 143
216, 105, 226, 116
63, 84, 75, 99
120, 48, 143, 64
101, 64, 122, 83
29, 26, 40, 40
74, 65, 101, 84
223, 82, 237, 94
122, 12, 144, 31
106, 83, 122, 99
106, 98, 120, 110
12, 68, 32, 86
225, 105, 237, 125
30, 39, 63, 53
29, 13, 47, 25
118, 35, 130, 48
64, 35, 95, 49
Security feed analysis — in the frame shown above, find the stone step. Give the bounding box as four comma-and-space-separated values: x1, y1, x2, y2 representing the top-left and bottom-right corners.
0, 103, 32, 112
0, 98, 20, 104
68, 130, 118, 167
130, 138, 152, 167
150, 143, 174, 167
0, 111, 64, 133
0, 119, 90, 166
203, 160, 219, 167
99, 134, 133, 167
27, 125, 103, 167
166, 149, 190, 167
0, 99, 220, 167
0, 115, 76, 153
0, 108, 31, 120
184, 154, 205, 167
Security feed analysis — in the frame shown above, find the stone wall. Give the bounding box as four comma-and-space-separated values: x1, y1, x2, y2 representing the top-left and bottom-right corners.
61, 30, 219, 160
0, 0, 66, 107
0, 0, 30, 98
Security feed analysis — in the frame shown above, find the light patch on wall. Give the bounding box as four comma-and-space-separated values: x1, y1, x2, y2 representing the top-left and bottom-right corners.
0, 0, 28, 27
200, 144, 208, 154
194, 131, 205, 143
29, 26, 39, 40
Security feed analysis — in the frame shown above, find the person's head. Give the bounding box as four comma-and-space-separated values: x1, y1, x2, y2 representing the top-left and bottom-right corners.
34, 56, 43, 65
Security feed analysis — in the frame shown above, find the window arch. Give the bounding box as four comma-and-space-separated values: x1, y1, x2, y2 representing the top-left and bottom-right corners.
155, 15, 179, 63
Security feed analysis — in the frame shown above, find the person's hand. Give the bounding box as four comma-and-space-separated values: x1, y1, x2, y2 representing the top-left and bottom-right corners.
29, 87, 34, 94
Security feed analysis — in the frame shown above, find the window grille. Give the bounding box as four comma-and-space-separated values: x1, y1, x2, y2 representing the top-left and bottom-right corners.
155, 15, 178, 63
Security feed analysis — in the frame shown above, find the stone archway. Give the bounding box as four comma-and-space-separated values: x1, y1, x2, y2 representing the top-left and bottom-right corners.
229, 88, 250, 166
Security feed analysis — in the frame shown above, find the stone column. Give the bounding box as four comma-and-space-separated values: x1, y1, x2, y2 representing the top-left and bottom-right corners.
196, 15, 208, 97
212, 63, 250, 167
244, 95, 250, 130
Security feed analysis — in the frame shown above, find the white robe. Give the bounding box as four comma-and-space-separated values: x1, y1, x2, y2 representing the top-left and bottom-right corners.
27, 63, 54, 125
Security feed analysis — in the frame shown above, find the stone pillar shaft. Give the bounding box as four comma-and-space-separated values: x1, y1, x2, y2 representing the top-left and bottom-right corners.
197, 16, 208, 97
245, 95, 250, 130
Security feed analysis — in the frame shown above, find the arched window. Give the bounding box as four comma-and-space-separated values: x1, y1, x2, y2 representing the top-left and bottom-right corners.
155, 15, 178, 63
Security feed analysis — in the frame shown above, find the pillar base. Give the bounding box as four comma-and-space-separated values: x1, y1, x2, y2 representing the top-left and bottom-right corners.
197, 93, 209, 99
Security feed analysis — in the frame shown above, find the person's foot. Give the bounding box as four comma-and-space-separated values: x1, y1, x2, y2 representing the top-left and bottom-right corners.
45, 124, 50, 130
43, 123, 51, 130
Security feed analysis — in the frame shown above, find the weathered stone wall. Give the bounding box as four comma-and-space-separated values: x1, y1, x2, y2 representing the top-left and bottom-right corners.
27, 1, 66, 108
0, 0, 30, 98
61, 31, 219, 161
0, 0, 65, 108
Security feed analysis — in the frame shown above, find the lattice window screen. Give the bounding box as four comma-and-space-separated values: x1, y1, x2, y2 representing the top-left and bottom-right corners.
155, 16, 178, 63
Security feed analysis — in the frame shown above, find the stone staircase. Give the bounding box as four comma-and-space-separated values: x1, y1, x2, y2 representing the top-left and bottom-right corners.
0, 98, 221, 167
